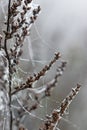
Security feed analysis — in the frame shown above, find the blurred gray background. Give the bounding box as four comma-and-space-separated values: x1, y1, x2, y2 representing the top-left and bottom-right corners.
0, 0, 87, 130
30, 0, 87, 130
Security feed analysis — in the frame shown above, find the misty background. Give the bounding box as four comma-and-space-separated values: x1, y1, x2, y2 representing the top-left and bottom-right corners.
30, 0, 87, 130
0, 0, 87, 130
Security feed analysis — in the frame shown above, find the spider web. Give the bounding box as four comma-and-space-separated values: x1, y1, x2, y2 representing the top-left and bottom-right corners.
16, 22, 80, 130
0, 1, 80, 129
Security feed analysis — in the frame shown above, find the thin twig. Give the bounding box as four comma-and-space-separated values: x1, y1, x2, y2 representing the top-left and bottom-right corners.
4, 0, 13, 129
11, 52, 61, 95
39, 84, 81, 130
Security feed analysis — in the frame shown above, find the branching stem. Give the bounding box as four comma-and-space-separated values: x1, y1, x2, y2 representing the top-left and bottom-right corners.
4, 0, 12, 130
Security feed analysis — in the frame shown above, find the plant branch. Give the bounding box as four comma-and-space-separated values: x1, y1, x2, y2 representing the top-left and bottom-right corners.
39, 84, 81, 130
11, 52, 61, 95
4, 0, 13, 130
